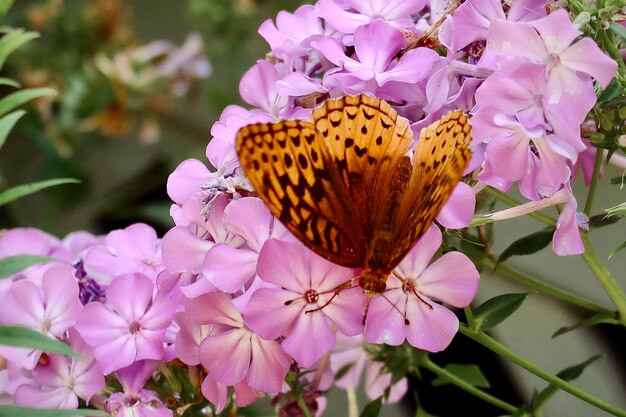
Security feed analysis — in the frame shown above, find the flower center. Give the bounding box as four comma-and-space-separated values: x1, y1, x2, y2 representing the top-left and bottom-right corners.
128, 321, 142, 334
303, 289, 319, 304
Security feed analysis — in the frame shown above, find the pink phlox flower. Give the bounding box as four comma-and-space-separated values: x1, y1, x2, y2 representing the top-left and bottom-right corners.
175, 302, 258, 412
259, 5, 326, 65
201, 197, 292, 294
84, 223, 164, 283
0, 265, 81, 369
330, 334, 407, 403
314, 20, 440, 95
156, 33, 211, 97
316, 0, 426, 35
364, 226, 479, 351
188, 293, 291, 394
75, 273, 177, 374
107, 360, 172, 417
243, 239, 366, 367
473, 106, 570, 201
485, 10, 617, 103
239, 60, 294, 118
0, 229, 72, 296
552, 184, 585, 256
442, 0, 546, 52
572, 140, 601, 186
14, 329, 105, 409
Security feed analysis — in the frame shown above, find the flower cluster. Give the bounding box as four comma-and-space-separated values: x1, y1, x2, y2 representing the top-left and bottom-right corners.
0, 0, 619, 415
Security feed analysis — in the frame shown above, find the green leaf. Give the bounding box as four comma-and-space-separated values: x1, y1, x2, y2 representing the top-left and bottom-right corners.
588, 213, 623, 230
415, 407, 438, 417
597, 78, 624, 104
531, 355, 603, 412
553, 312, 620, 337
608, 240, 626, 260
609, 22, 626, 40
610, 176, 625, 186
0, 109, 25, 150
473, 293, 527, 331
0, 87, 56, 117
0, 326, 78, 357
0, 406, 108, 417
359, 396, 383, 417
431, 364, 490, 388
498, 229, 554, 264
0, 29, 39, 70
0, 178, 80, 207
0, 254, 59, 278
0, 0, 14, 20
0, 77, 20, 87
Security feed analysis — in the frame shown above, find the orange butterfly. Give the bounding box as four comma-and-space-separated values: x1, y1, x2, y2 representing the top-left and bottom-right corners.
236, 95, 471, 302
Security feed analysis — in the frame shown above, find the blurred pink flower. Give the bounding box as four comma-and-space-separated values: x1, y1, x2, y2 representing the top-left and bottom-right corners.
84, 223, 164, 282
0, 265, 81, 369
75, 273, 177, 374
107, 360, 172, 417
14, 330, 104, 409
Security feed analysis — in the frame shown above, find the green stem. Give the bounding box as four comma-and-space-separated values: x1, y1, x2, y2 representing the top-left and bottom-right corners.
464, 306, 476, 326
422, 358, 518, 414
580, 233, 626, 326
583, 149, 603, 215
482, 258, 612, 314
295, 391, 313, 417
460, 325, 626, 417
482, 187, 556, 227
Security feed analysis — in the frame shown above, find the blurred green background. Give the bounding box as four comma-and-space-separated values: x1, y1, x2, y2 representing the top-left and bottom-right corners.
0, 0, 303, 236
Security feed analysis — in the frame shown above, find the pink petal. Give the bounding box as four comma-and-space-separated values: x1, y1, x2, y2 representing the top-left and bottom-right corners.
485, 133, 530, 181
233, 382, 258, 407
417, 252, 479, 307
107, 274, 154, 321
201, 375, 228, 413
487, 19, 548, 62
316, 0, 370, 33
200, 329, 250, 386
0, 280, 45, 329
15, 384, 78, 408
282, 311, 335, 367
322, 287, 365, 336
185, 292, 242, 328
167, 159, 212, 205
405, 298, 459, 351
257, 240, 310, 292
246, 335, 291, 392
397, 226, 442, 279
92, 333, 137, 374
242, 288, 301, 340
560, 38, 617, 88
75, 302, 128, 347
202, 243, 258, 293
529, 10, 581, 55
161, 227, 213, 274
174, 312, 210, 365
222, 197, 273, 251
437, 183, 476, 229
364, 289, 406, 346
41, 266, 81, 336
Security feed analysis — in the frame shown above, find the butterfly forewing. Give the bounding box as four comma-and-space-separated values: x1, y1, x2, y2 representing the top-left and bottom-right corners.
385, 110, 472, 269
235, 119, 366, 267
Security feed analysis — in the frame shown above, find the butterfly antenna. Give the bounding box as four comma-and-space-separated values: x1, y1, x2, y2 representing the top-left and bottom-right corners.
379, 291, 411, 325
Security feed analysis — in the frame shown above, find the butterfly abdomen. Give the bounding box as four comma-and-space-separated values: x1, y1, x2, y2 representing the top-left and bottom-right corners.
358, 268, 389, 295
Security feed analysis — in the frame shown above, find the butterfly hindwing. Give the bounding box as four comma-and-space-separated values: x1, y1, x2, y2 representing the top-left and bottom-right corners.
236, 119, 366, 267
386, 110, 472, 269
